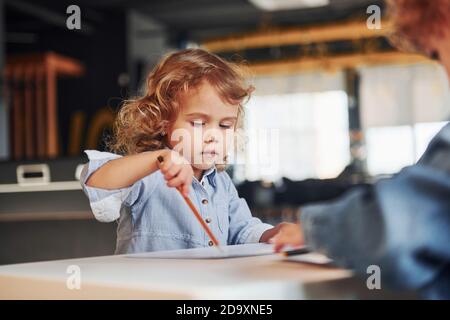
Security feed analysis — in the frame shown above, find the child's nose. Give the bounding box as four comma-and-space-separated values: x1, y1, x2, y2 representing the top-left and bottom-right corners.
204, 135, 217, 143
203, 127, 222, 144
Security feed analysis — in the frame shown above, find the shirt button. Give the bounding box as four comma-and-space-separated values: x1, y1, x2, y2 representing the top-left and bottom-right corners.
208, 240, 214, 246
202, 199, 208, 205
205, 217, 211, 223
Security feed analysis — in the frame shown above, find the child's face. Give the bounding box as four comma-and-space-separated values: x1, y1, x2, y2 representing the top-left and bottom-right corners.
167, 80, 238, 172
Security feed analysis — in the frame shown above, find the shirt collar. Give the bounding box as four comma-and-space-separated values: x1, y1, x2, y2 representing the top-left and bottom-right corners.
200, 166, 217, 189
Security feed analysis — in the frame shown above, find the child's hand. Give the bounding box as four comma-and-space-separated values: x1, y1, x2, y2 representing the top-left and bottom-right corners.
157, 150, 194, 197
259, 222, 304, 252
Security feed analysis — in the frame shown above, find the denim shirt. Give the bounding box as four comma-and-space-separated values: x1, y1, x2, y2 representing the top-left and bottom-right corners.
80, 150, 272, 254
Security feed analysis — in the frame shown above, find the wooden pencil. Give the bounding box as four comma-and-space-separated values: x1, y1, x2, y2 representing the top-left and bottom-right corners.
157, 155, 220, 248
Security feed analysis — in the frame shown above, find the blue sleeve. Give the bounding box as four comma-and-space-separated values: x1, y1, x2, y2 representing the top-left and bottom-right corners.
79, 150, 145, 222
300, 123, 450, 299
225, 173, 273, 245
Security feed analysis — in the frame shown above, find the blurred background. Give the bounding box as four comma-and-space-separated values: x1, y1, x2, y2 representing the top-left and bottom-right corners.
0, 0, 449, 264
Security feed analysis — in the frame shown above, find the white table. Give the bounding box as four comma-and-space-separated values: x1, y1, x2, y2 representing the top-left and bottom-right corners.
0, 245, 404, 299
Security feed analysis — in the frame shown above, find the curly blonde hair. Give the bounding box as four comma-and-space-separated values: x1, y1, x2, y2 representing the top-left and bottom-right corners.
109, 49, 253, 167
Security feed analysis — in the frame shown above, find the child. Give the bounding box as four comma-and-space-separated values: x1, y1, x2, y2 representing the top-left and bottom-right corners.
80, 48, 293, 254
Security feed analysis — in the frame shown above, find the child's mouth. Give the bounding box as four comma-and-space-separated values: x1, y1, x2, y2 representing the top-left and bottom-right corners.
201, 151, 218, 158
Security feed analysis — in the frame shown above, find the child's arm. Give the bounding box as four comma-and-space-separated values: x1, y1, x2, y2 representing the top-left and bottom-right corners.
86, 149, 166, 190
225, 174, 274, 244
224, 173, 298, 245
80, 149, 193, 222
86, 149, 193, 197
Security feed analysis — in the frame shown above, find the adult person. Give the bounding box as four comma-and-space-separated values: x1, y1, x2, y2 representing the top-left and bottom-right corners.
272, 0, 450, 299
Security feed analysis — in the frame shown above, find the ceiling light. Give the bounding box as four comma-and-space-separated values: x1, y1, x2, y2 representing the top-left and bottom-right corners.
249, 0, 330, 11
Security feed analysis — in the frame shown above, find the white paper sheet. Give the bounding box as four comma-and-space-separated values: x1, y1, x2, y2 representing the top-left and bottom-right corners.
125, 243, 277, 260
284, 252, 333, 265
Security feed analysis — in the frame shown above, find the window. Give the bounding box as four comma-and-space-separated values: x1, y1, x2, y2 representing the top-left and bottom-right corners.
360, 63, 450, 176
366, 126, 415, 175
237, 90, 350, 181
365, 122, 448, 175
414, 122, 448, 160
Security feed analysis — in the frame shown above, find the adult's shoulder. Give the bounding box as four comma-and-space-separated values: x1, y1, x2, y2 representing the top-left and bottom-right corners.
417, 122, 450, 171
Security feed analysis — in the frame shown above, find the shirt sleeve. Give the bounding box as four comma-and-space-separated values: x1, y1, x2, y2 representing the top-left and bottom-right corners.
79, 150, 145, 222
226, 174, 273, 245
300, 123, 450, 299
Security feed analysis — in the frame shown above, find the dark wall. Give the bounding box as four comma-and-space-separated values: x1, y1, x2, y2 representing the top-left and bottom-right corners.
6, 5, 128, 156
0, 219, 117, 265
0, 0, 7, 159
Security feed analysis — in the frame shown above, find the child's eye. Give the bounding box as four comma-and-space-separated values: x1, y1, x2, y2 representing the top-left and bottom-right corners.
220, 123, 233, 129
191, 121, 205, 127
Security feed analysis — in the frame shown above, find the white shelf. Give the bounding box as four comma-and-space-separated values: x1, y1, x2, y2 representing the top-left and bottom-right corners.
0, 181, 82, 193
